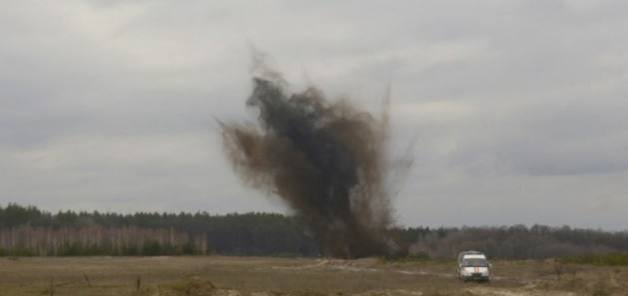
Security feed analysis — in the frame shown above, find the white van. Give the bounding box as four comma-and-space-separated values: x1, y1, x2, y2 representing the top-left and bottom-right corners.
457, 251, 490, 282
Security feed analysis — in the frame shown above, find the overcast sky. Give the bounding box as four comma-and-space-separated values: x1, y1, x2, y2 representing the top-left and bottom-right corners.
1, 1, 627, 230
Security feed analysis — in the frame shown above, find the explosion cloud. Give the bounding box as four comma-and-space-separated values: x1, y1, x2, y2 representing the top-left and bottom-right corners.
221, 69, 398, 258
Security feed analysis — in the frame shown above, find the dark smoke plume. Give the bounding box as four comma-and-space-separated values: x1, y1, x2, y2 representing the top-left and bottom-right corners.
221, 67, 401, 258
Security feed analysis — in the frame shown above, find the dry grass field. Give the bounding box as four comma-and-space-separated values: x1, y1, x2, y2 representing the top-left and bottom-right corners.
0, 256, 626, 296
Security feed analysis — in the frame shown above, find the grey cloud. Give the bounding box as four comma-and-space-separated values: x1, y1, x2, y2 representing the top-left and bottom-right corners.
1, 1, 628, 230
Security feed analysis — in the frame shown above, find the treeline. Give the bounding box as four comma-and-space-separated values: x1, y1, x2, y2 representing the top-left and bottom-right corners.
0, 204, 317, 257
404, 225, 628, 260
1, 204, 628, 259
0, 225, 206, 256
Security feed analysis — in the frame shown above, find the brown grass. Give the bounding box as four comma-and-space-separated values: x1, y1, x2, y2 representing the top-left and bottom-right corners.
0, 256, 626, 295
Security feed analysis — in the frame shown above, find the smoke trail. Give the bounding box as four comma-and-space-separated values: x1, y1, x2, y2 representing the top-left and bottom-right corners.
221, 67, 399, 258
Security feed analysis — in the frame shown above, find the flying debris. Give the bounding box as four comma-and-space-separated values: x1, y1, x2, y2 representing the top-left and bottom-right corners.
221, 65, 407, 258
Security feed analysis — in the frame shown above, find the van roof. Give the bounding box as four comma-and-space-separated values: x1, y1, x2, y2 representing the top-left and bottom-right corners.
460, 250, 484, 255
464, 254, 486, 259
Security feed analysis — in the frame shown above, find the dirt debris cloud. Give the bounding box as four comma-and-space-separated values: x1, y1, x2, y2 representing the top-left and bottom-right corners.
221, 65, 402, 258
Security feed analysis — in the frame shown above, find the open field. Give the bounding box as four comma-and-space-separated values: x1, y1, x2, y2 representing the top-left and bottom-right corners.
0, 256, 626, 296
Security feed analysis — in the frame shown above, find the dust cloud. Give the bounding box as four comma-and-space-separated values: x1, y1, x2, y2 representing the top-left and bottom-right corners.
221, 62, 409, 258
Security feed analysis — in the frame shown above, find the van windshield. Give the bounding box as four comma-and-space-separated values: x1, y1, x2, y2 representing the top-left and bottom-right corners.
462, 258, 488, 267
